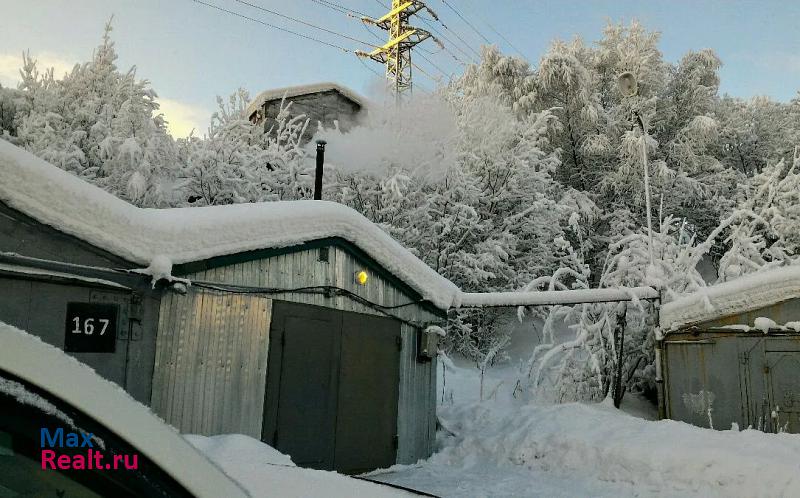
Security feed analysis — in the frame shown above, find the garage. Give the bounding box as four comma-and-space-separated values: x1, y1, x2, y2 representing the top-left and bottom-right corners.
151, 237, 448, 472
659, 266, 800, 433
0, 141, 456, 471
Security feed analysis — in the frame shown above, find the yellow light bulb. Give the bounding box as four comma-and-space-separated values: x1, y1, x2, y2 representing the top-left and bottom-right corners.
356, 270, 368, 285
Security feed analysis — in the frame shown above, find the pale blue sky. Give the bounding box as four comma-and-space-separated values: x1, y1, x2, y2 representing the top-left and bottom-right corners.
1, 0, 798, 136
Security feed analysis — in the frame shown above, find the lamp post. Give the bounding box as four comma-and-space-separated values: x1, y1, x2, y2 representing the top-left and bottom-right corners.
617, 72, 654, 269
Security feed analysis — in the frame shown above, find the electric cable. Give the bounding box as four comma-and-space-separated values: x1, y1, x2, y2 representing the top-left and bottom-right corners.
232, 0, 379, 48
311, 0, 375, 18
191, 280, 431, 328
461, 0, 525, 57
439, 0, 492, 45
191, 0, 353, 53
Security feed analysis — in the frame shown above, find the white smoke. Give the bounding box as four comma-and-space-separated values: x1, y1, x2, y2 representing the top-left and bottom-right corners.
311, 91, 458, 182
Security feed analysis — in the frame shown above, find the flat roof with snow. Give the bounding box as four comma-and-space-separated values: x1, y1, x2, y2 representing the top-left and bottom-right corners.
660, 266, 800, 330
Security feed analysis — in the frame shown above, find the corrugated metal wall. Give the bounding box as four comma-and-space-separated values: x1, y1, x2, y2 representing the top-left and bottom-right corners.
151, 289, 272, 438
153, 245, 441, 463
398, 322, 437, 462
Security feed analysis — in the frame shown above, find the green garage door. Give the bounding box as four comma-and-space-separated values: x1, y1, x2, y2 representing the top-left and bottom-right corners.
262, 301, 401, 473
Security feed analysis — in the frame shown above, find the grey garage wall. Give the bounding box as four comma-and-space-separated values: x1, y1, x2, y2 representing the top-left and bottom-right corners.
0, 202, 161, 404
0, 275, 159, 404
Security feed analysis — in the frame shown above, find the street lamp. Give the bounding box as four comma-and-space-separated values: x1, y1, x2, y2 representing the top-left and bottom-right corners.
617, 72, 654, 269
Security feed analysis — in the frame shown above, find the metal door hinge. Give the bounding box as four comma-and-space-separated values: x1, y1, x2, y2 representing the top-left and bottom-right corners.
392, 434, 398, 450
396, 336, 403, 351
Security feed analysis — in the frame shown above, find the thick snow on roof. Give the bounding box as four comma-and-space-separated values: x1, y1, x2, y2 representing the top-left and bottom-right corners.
660, 266, 800, 330
0, 139, 459, 310
246, 82, 366, 118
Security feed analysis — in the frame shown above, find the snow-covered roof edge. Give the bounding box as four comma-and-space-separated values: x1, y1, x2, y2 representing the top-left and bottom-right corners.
660, 266, 800, 330
246, 82, 367, 118
0, 140, 458, 310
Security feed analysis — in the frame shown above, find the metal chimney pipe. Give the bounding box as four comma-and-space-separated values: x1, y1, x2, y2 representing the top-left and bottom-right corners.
314, 140, 326, 200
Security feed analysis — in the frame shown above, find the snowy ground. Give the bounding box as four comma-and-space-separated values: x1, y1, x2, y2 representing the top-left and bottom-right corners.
367, 361, 800, 498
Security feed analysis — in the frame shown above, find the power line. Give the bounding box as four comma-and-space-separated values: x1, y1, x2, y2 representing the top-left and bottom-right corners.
357, 55, 383, 78
192, 0, 352, 52
461, 0, 525, 57
360, 18, 384, 42
416, 50, 450, 79
309, 0, 351, 16
233, 0, 377, 48
420, 14, 480, 62
418, 17, 471, 63
310, 0, 374, 18
192, 0, 379, 80
411, 61, 442, 85
439, 0, 492, 46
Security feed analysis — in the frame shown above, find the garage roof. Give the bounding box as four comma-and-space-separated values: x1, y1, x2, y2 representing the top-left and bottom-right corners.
0, 140, 459, 310
660, 266, 800, 330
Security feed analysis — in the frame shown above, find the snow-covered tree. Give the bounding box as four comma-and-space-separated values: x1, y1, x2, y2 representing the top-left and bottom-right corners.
178, 89, 310, 206
524, 216, 704, 404
12, 21, 178, 206
534, 37, 606, 191
715, 147, 800, 280
716, 95, 793, 176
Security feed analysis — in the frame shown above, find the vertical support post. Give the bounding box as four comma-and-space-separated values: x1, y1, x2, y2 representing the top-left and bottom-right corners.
314, 140, 326, 200
612, 304, 627, 408
654, 296, 666, 420
636, 112, 654, 269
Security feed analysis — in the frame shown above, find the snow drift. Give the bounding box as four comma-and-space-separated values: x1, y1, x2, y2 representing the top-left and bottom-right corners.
433, 401, 800, 497
375, 364, 800, 497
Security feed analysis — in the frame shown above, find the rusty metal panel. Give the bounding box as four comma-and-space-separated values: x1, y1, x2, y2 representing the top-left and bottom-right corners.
152, 288, 272, 438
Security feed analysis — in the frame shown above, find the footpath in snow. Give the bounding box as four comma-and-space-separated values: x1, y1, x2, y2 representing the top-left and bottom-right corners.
369, 364, 800, 498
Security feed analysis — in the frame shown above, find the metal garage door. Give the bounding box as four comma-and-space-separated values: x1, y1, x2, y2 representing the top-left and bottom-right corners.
262, 301, 401, 473
766, 351, 800, 433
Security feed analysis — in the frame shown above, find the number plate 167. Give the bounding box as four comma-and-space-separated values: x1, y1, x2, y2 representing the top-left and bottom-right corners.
64, 302, 119, 353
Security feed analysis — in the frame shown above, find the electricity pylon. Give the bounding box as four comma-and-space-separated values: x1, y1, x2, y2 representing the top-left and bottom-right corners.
357, 1, 440, 103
